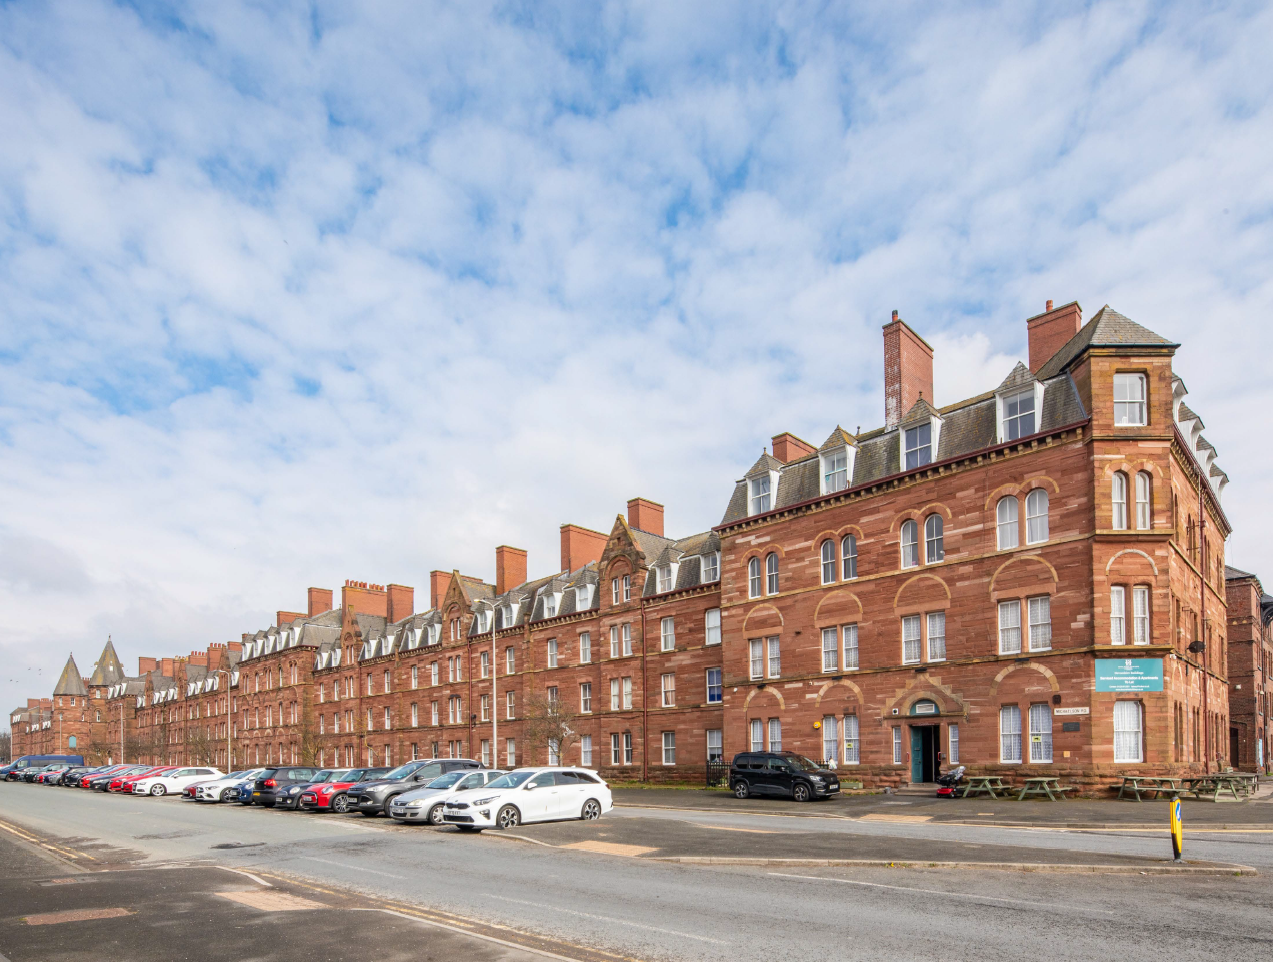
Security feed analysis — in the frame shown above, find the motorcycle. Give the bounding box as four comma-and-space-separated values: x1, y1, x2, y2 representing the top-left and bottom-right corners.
935, 765, 965, 798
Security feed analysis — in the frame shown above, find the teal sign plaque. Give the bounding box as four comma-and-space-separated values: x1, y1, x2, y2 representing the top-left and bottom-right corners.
1095, 657, 1164, 692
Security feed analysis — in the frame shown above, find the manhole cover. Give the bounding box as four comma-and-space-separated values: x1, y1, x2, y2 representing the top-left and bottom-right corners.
210, 842, 265, 850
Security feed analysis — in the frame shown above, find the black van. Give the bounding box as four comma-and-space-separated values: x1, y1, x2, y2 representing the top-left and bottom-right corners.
728, 752, 841, 802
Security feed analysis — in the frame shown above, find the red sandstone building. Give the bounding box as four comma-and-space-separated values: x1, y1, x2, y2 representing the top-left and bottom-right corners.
6, 302, 1246, 789
1225, 567, 1272, 771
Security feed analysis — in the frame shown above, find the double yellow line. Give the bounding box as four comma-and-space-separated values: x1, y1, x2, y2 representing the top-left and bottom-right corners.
0, 819, 95, 863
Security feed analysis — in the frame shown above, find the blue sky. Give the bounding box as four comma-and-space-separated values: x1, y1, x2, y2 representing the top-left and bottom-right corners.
2, 1, 1270, 714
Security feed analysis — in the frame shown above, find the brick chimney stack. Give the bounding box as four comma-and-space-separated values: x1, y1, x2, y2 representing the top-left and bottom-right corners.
386, 584, 414, 623
627, 498, 664, 537
342, 581, 388, 618
276, 610, 304, 627
1026, 300, 1082, 372
138, 657, 158, 675
429, 571, 450, 611
882, 310, 934, 430
770, 433, 816, 464
307, 587, 334, 617
560, 524, 608, 573
495, 546, 528, 595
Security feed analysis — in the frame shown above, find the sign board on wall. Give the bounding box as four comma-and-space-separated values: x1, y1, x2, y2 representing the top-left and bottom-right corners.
1053, 707, 1090, 716
1095, 658, 1164, 692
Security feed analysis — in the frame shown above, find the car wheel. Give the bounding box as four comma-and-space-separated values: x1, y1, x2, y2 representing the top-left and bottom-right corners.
581, 799, 602, 821
150, 784, 166, 796
331, 794, 350, 814
733, 780, 750, 799
216, 789, 227, 802
383, 798, 396, 817
428, 804, 445, 826
496, 805, 521, 830
793, 782, 811, 803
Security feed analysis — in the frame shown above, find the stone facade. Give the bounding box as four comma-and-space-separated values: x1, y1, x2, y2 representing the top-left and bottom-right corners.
1225, 567, 1273, 772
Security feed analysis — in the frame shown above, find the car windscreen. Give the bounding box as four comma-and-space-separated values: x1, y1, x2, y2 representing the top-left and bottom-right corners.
307, 770, 335, 783
484, 771, 534, 790
381, 762, 423, 781
786, 755, 822, 772
423, 772, 466, 789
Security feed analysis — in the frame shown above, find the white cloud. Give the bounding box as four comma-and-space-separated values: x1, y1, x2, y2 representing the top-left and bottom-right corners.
0, 0, 1269, 715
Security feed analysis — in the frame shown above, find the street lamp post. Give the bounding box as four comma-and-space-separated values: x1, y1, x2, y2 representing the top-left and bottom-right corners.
215, 669, 233, 770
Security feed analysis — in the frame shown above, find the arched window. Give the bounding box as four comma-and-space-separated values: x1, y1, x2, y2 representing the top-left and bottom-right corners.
1025, 488, 1049, 544
765, 552, 779, 595
842, 535, 858, 580
996, 497, 1019, 550
900, 520, 919, 568
1112, 472, 1129, 529
1135, 471, 1151, 529
820, 540, 836, 584
748, 557, 761, 598
924, 515, 944, 563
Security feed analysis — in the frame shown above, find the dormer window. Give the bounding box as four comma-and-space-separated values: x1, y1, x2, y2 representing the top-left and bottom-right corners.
1002, 388, 1036, 441
822, 449, 849, 494
543, 594, 558, 618
575, 584, 593, 610
657, 565, 673, 593
904, 423, 931, 469
750, 476, 771, 514
702, 552, 720, 583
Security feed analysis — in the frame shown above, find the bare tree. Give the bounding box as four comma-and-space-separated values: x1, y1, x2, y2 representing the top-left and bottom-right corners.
297, 698, 323, 767
0, 731, 11, 763
86, 732, 114, 766
184, 724, 217, 766
521, 692, 579, 766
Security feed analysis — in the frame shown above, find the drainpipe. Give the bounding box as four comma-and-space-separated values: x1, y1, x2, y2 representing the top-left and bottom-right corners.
1199, 474, 1210, 774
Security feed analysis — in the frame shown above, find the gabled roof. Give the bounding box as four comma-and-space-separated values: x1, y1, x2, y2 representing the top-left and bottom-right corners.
899, 396, 940, 428
1036, 305, 1178, 379
89, 638, 126, 687
996, 361, 1036, 394
744, 451, 784, 479
53, 655, 88, 697
818, 426, 856, 452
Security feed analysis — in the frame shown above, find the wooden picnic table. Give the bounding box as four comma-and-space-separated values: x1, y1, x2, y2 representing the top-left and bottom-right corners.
1017, 776, 1075, 801
1218, 772, 1260, 796
1117, 775, 1185, 801
1183, 774, 1243, 802
961, 775, 1008, 799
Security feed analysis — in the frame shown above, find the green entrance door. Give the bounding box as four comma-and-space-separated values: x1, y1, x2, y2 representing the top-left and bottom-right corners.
911, 726, 939, 783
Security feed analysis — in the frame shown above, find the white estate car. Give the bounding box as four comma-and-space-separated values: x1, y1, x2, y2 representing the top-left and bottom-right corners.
389, 769, 507, 825
133, 766, 223, 797
442, 767, 612, 831
195, 770, 265, 802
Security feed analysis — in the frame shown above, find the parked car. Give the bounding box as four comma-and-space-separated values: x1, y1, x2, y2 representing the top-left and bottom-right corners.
390, 769, 507, 825
63, 766, 117, 788
269, 770, 341, 810
194, 770, 263, 803
298, 768, 389, 813
88, 766, 150, 791
133, 767, 222, 797
25, 766, 62, 783
442, 767, 613, 831
346, 759, 481, 817
113, 766, 176, 793
182, 774, 225, 799
728, 751, 841, 802
249, 767, 320, 808
33, 766, 69, 783
4, 754, 85, 779
46, 766, 92, 786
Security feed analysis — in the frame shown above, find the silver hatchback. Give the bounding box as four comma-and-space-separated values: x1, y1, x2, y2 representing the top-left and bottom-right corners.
389, 769, 506, 825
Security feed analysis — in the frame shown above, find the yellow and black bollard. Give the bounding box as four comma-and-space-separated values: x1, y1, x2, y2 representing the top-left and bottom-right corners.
1170, 797, 1184, 862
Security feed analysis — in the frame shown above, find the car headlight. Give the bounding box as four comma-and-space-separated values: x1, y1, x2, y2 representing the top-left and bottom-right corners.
404, 800, 424, 808
288, 786, 301, 794
319, 786, 335, 794
809, 776, 824, 784
469, 796, 497, 807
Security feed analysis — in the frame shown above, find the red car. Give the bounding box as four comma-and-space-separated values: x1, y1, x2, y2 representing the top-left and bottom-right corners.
298, 768, 389, 814
111, 766, 175, 793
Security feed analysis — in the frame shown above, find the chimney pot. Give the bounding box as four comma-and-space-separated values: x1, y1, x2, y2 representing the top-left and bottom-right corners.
1046, 299, 1053, 311
627, 498, 665, 537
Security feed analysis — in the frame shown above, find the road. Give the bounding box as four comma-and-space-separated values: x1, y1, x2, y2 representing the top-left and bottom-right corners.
3, 784, 1272, 961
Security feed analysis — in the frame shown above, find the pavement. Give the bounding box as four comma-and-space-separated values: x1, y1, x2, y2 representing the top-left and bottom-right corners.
611, 785, 1273, 829
3, 782, 1273, 961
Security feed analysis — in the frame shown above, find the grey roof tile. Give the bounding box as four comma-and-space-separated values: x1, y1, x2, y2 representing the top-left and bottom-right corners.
53, 655, 88, 698
1036, 306, 1177, 379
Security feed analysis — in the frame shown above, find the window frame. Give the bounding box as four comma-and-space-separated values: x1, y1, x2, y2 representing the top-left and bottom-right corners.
904, 422, 932, 469
1114, 700, 1144, 763
924, 514, 944, 563
1028, 702, 1053, 763
1027, 595, 1052, 652
843, 624, 859, 670
821, 627, 839, 672
660, 673, 676, 708
1112, 472, 1129, 530
997, 496, 1019, 550
1000, 705, 1022, 763
842, 535, 858, 580
1001, 387, 1037, 441
748, 558, 762, 598
900, 519, 919, 569
765, 552, 779, 595
902, 614, 922, 664
704, 608, 721, 646
706, 667, 723, 704
998, 599, 1022, 655
660, 616, 675, 651
1135, 472, 1152, 530
821, 540, 836, 584
1110, 586, 1126, 645
926, 611, 946, 662
750, 476, 772, 515
1113, 373, 1147, 426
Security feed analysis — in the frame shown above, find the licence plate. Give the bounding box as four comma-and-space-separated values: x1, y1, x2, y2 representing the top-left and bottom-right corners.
253, 791, 261, 796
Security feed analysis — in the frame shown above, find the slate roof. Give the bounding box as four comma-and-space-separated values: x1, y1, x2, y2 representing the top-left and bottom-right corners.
89, 638, 126, 687
53, 655, 88, 698
1036, 305, 1177, 380
642, 529, 722, 597
1225, 565, 1257, 581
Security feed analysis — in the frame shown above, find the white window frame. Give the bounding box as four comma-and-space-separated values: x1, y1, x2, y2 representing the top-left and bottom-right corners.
705, 608, 721, 646
610, 625, 620, 658
506, 691, 515, 719
1113, 373, 1147, 426
892, 727, 902, 765
948, 723, 959, 764
900, 519, 919, 569
997, 497, 1019, 550
657, 565, 673, 593
998, 600, 1022, 654
580, 682, 592, 714
924, 514, 944, 563
611, 578, 619, 605
580, 734, 592, 768
660, 617, 675, 651
767, 718, 782, 752
766, 636, 781, 678
622, 677, 632, 710
751, 475, 772, 514
1133, 586, 1150, 645
622, 575, 631, 602
750, 718, 764, 752
902, 614, 921, 664
749, 638, 764, 680
661, 673, 675, 708
926, 611, 946, 662
1112, 472, 1129, 530
706, 667, 722, 704
748, 557, 762, 598
622, 623, 632, 656
843, 624, 859, 670
505, 647, 515, 675
1110, 586, 1126, 645
822, 447, 849, 494
843, 714, 860, 764
1001, 386, 1037, 442
842, 535, 858, 580
1025, 488, 1049, 544
766, 553, 779, 595
702, 552, 720, 583
610, 678, 620, 711
547, 638, 558, 668
1000, 705, 1022, 763
1028, 702, 1053, 763
707, 729, 723, 762
904, 421, 932, 469
579, 632, 592, 664
821, 627, 838, 672
1113, 700, 1144, 762
1135, 472, 1151, 529
821, 540, 836, 584
1028, 595, 1052, 651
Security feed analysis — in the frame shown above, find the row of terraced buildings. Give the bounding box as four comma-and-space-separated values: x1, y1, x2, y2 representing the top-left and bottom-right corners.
12, 302, 1271, 786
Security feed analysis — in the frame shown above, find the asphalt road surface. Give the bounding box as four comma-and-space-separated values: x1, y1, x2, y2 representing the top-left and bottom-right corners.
3, 784, 1272, 961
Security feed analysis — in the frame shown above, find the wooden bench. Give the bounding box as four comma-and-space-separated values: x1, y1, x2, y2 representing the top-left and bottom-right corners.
1017, 777, 1076, 801
1184, 775, 1243, 802
961, 775, 1008, 799
1117, 775, 1182, 801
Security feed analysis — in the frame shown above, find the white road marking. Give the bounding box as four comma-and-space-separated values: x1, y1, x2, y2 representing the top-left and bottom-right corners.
215, 865, 272, 887
767, 872, 1113, 913
484, 894, 730, 944
302, 856, 407, 879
